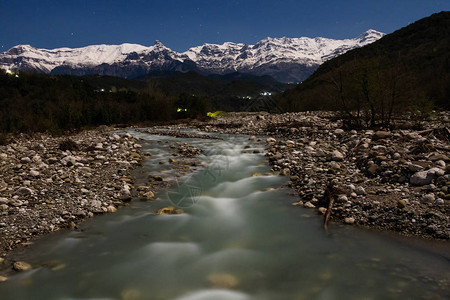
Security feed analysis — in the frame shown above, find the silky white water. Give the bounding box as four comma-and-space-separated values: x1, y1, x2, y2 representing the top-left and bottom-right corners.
0, 130, 448, 299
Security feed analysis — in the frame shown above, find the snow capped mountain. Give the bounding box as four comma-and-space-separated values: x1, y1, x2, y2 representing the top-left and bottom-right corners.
0, 30, 384, 82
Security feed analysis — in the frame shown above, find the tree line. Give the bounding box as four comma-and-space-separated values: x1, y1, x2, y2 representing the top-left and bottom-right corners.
0, 71, 209, 134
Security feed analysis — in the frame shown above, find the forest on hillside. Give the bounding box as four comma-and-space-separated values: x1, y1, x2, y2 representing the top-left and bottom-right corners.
279, 12, 450, 127
0, 70, 286, 134
0, 71, 206, 133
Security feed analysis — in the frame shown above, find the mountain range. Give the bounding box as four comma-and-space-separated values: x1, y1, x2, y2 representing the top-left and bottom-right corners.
0, 30, 384, 83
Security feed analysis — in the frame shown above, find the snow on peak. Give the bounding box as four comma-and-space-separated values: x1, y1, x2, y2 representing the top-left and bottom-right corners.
1, 30, 384, 81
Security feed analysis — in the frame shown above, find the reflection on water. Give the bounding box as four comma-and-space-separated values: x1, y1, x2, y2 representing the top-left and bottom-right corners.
0, 130, 449, 300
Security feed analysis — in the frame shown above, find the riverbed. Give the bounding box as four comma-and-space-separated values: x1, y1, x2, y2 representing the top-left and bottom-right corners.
0, 130, 449, 299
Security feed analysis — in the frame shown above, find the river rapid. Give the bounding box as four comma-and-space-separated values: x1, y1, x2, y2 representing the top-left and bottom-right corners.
1, 130, 448, 299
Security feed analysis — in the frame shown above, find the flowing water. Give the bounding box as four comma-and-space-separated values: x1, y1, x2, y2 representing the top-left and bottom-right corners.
1, 130, 449, 300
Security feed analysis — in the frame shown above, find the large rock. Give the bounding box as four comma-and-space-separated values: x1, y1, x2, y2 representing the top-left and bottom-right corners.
355, 186, 366, 195
156, 206, 183, 215
13, 261, 32, 271
429, 153, 449, 162
15, 187, 32, 196
408, 164, 424, 172
368, 164, 380, 175
344, 217, 355, 224
410, 170, 436, 186
20, 157, 31, 164
120, 186, 131, 200
373, 131, 391, 140
421, 193, 435, 203
330, 150, 344, 161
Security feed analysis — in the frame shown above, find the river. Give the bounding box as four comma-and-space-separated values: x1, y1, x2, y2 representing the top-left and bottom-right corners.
0, 130, 448, 299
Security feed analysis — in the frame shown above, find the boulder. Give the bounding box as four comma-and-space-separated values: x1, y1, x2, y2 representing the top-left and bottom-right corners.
156, 206, 183, 215
208, 273, 239, 289
368, 164, 380, 175
303, 201, 315, 208
20, 157, 31, 164
410, 171, 434, 186
397, 199, 407, 209
120, 187, 131, 200
344, 217, 355, 224
421, 193, 435, 203
13, 261, 32, 271
15, 187, 32, 196
355, 186, 366, 195
429, 153, 449, 162
106, 206, 117, 213
334, 129, 344, 135
142, 191, 155, 200
330, 150, 344, 161
373, 131, 391, 140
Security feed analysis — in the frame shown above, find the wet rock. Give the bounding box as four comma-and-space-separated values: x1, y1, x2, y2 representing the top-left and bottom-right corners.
13, 261, 32, 271
142, 191, 155, 200
318, 207, 327, 214
121, 289, 141, 300
90, 200, 102, 209
281, 168, 290, 176
106, 206, 117, 213
156, 206, 183, 215
266, 137, 276, 143
120, 186, 131, 200
344, 217, 355, 224
208, 273, 239, 289
304, 201, 315, 208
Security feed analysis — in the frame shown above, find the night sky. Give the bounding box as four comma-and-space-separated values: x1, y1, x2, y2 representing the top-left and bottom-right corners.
1, 0, 449, 52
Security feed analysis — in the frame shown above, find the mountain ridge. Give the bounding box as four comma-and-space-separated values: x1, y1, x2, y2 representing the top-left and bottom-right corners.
279, 11, 450, 117
0, 30, 384, 83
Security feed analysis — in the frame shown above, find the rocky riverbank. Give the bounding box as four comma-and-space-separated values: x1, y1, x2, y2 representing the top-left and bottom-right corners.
0, 128, 145, 257
1, 110, 448, 263
193, 111, 450, 240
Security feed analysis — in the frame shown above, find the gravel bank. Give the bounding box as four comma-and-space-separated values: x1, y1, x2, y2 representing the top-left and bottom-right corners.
0, 128, 143, 256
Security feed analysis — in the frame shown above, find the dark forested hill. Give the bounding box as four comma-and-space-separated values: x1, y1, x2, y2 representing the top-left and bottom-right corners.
279, 11, 450, 127
0, 70, 287, 133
